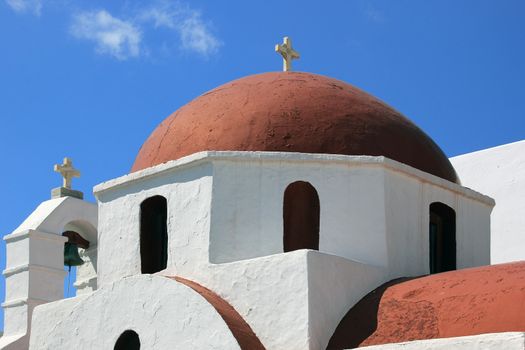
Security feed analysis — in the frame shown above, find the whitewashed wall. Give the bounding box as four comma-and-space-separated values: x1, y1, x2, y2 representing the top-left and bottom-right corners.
94, 151, 493, 285
210, 156, 388, 266
384, 168, 492, 279
451, 140, 525, 263
29, 275, 242, 350
209, 153, 492, 273
90, 151, 494, 350
95, 162, 213, 287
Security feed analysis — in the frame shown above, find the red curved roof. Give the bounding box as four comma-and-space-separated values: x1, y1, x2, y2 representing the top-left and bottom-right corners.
328, 261, 525, 348
132, 72, 459, 184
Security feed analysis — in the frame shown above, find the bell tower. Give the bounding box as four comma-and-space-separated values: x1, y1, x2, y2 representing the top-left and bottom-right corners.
1, 158, 97, 350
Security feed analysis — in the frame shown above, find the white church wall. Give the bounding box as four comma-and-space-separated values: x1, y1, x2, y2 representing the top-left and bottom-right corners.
74, 245, 97, 294
166, 249, 385, 350
94, 161, 213, 287
307, 251, 387, 350
209, 153, 388, 267
455, 196, 492, 268
171, 249, 311, 350
384, 170, 425, 278
451, 140, 525, 264
0, 308, 28, 349
358, 332, 525, 350
3, 271, 29, 304
29, 275, 242, 350
93, 151, 493, 284
2, 230, 68, 349
421, 176, 492, 270
2, 275, 29, 337
208, 160, 284, 263
383, 164, 493, 279
88, 151, 494, 350
4, 239, 28, 276
208, 152, 492, 275
319, 166, 387, 266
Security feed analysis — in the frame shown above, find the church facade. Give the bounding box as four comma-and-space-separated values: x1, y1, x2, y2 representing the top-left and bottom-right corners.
1, 67, 524, 349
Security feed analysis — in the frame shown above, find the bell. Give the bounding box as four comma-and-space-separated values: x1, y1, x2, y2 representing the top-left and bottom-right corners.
64, 242, 84, 267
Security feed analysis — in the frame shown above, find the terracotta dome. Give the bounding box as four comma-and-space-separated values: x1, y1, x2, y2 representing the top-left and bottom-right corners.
327, 261, 525, 348
132, 72, 459, 183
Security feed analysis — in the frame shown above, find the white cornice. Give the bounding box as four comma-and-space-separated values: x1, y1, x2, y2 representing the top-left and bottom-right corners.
93, 151, 494, 206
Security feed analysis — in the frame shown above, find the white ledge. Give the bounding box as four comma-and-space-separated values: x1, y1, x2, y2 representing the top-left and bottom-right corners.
93, 151, 494, 206
3, 264, 67, 277
4, 229, 68, 244
74, 276, 97, 289
2, 297, 57, 308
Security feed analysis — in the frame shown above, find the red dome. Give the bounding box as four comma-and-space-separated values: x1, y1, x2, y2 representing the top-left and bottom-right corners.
132, 72, 459, 183
328, 261, 525, 348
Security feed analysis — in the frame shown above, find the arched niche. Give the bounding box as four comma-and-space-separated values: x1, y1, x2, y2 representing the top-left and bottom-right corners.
114, 330, 140, 350
429, 202, 456, 274
63, 219, 98, 295
283, 181, 320, 252
140, 195, 168, 274
64, 219, 97, 244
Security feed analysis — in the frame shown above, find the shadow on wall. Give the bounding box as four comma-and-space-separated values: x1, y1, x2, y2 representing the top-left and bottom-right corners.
326, 278, 414, 349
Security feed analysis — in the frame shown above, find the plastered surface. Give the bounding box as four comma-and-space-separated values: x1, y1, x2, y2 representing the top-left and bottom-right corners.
3, 151, 497, 350
91, 151, 493, 349
451, 140, 525, 263
29, 275, 242, 350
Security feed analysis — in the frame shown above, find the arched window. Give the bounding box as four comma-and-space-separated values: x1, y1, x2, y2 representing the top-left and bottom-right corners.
283, 181, 320, 252
140, 196, 168, 274
429, 202, 456, 274
114, 330, 140, 350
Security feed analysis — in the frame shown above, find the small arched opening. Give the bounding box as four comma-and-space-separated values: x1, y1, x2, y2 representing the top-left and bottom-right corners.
283, 181, 320, 252
429, 202, 456, 274
62, 219, 98, 297
140, 195, 168, 274
114, 330, 140, 350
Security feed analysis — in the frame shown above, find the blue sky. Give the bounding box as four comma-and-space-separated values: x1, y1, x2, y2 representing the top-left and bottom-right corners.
1, 0, 524, 331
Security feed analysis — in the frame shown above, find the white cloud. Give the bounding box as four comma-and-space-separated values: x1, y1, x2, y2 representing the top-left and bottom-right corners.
365, 6, 385, 23
5, 0, 42, 16
6, 0, 220, 60
178, 13, 221, 56
70, 10, 142, 60
139, 1, 222, 57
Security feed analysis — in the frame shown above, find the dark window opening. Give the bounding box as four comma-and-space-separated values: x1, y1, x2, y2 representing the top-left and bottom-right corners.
429, 202, 456, 274
114, 330, 140, 350
140, 196, 168, 274
283, 181, 320, 252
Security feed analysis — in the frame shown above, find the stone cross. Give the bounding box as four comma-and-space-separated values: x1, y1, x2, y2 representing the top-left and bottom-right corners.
54, 157, 80, 189
275, 37, 300, 72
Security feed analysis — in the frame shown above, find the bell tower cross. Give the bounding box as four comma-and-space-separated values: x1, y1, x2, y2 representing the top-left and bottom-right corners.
54, 157, 80, 189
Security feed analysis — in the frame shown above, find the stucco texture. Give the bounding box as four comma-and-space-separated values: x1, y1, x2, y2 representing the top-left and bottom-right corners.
29, 275, 250, 350
451, 140, 525, 263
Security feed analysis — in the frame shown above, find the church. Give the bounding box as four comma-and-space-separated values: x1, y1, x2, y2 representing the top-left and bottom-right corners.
1, 37, 524, 349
